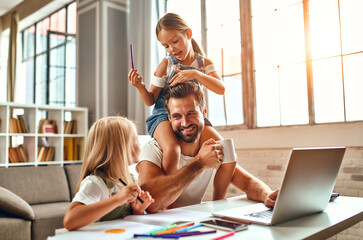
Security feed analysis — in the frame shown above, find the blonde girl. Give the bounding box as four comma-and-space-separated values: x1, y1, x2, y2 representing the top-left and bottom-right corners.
128, 13, 235, 200
63, 116, 153, 231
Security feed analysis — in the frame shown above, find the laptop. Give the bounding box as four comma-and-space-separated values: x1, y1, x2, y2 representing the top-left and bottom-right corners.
212, 147, 346, 225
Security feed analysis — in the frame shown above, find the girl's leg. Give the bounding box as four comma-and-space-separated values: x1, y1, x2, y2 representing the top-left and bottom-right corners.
153, 121, 181, 175
201, 126, 236, 200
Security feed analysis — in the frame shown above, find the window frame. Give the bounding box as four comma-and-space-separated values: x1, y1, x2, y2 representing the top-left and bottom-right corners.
21, 1, 76, 106
206, 0, 363, 131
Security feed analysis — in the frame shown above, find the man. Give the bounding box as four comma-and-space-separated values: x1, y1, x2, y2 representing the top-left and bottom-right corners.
137, 82, 278, 213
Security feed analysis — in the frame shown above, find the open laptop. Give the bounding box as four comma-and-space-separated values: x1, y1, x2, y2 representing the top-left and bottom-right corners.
213, 147, 346, 225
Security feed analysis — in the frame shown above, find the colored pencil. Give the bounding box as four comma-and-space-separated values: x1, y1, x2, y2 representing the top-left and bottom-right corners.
118, 178, 144, 203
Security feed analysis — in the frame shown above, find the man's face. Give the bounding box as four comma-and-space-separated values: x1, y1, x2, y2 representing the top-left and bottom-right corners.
168, 94, 206, 143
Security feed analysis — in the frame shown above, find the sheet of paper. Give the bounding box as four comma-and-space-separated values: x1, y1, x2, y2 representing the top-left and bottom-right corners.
124, 208, 212, 226
48, 220, 160, 240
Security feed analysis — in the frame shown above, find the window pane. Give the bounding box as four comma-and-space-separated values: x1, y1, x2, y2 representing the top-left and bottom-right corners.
276, 4, 305, 65
206, 0, 243, 126
65, 69, 76, 107
343, 53, 363, 121
51, 9, 66, 32
208, 92, 226, 126
35, 54, 48, 104
252, 10, 278, 70
309, 0, 341, 60
50, 45, 65, 67
67, 2, 77, 34
254, 2, 306, 127
340, 0, 363, 55
36, 18, 49, 54
313, 57, 344, 123
23, 26, 35, 59
166, 0, 202, 43
66, 37, 76, 68
256, 68, 280, 127
49, 67, 65, 106
24, 59, 35, 103
279, 64, 309, 125
224, 75, 243, 125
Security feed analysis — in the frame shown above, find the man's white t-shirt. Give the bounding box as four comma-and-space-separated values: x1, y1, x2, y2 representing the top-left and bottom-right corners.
137, 138, 215, 208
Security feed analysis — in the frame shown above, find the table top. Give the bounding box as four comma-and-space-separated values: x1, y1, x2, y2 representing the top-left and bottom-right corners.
54, 195, 363, 240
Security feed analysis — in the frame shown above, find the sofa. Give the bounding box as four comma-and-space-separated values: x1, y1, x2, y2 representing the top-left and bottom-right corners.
0, 164, 82, 240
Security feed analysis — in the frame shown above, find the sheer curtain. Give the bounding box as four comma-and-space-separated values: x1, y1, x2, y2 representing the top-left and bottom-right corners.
127, 0, 166, 135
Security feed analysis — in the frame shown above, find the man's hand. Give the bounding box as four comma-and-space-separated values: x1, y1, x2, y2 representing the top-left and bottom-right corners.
196, 138, 223, 169
264, 189, 279, 208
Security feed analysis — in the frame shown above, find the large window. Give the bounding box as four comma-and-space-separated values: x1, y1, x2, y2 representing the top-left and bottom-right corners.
21, 1, 77, 106
166, 0, 363, 128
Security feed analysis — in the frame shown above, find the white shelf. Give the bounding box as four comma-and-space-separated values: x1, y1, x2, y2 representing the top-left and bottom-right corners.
0, 102, 88, 167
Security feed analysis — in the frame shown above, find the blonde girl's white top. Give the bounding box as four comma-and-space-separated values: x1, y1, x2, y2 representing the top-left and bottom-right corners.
72, 175, 121, 205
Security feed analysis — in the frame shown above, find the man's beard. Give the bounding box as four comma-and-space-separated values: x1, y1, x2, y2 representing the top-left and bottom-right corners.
174, 123, 203, 143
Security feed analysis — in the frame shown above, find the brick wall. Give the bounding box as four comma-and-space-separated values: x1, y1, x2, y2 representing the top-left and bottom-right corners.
203, 147, 363, 239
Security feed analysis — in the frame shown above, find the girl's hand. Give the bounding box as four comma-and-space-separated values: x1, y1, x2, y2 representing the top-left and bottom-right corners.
131, 190, 154, 215
116, 182, 141, 204
169, 68, 198, 87
128, 69, 144, 89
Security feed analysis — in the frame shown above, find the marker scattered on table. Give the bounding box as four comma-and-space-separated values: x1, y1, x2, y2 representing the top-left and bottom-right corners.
118, 178, 144, 203
156, 222, 194, 235
175, 223, 202, 233
208, 230, 235, 240
130, 44, 135, 69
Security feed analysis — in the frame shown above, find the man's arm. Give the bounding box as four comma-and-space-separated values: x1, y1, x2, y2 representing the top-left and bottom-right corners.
138, 139, 222, 213
138, 159, 204, 213
231, 165, 278, 207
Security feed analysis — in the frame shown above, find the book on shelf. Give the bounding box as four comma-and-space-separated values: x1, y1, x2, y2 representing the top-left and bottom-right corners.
38, 119, 58, 134
17, 115, 29, 133
37, 146, 55, 162
8, 146, 28, 163
64, 138, 79, 161
23, 137, 35, 162
64, 120, 77, 134
9, 117, 28, 133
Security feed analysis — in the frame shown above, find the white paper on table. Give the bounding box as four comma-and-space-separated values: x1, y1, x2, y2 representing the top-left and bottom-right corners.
124, 208, 212, 226
47, 220, 160, 240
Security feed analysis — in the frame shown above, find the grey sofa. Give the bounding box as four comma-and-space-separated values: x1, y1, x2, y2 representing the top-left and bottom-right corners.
0, 164, 82, 240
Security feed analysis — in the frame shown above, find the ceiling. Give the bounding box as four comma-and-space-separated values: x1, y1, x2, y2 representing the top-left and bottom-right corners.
0, 0, 24, 17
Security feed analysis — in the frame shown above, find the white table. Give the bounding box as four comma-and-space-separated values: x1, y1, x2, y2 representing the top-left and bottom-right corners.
54, 195, 363, 240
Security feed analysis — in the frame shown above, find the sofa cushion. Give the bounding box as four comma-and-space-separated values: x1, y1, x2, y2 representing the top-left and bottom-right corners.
0, 214, 31, 240
31, 202, 70, 240
0, 166, 70, 205
0, 187, 34, 220
64, 164, 82, 199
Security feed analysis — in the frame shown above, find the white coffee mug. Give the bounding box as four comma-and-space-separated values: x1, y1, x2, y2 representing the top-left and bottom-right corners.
217, 138, 236, 164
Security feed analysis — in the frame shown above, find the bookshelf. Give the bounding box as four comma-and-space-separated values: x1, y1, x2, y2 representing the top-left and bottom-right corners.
0, 102, 88, 167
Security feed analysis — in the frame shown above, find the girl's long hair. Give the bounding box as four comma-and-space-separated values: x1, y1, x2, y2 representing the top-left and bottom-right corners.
76, 116, 137, 192
156, 13, 205, 56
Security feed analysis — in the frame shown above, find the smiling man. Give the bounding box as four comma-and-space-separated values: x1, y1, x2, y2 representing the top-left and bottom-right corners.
137, 81, 277, 213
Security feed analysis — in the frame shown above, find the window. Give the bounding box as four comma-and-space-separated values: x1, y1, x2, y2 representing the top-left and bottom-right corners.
21, 1, 77, 107
166, 0, 363, 128
167, 0, 243, 127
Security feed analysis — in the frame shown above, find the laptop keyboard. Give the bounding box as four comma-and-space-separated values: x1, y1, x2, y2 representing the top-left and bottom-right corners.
246, 209, 273, 219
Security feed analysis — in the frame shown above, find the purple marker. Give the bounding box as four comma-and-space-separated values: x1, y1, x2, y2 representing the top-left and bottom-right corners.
130, 44, 135, 69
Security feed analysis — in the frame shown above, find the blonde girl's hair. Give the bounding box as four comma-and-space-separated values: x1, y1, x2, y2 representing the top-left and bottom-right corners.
156, 13, 205, 56
76, 116, 137, 192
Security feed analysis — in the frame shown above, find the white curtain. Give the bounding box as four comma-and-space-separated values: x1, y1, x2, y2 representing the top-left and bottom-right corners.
127, 0, 166, 135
